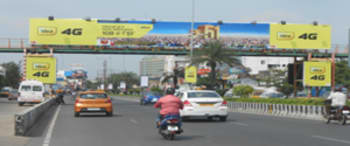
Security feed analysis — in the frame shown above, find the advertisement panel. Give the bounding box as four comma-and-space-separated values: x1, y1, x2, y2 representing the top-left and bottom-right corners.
26, 56, 57, 84
30, 18, 331, 49
270, 24, 331, 49
303, 61, 331, 87
185, 66, 197, 83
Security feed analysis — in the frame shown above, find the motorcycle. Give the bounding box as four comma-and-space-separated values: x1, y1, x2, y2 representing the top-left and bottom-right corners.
157, 114, 183, 140
324, 99, 349, 125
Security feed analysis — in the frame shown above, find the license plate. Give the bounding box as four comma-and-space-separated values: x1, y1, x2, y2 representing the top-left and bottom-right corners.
167, 126, 179, 131
343, 110, 350, 114
87, 108, 100, 111
200, 104, 214, 107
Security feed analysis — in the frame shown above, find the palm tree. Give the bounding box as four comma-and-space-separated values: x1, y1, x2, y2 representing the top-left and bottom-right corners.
191, 40, 242, 89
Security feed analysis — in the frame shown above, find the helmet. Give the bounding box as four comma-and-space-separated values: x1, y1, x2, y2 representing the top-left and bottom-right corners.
165, 88, 175, 95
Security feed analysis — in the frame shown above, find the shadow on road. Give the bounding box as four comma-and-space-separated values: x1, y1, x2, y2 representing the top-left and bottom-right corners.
166, 135, 205, 141
76, 114, 121, 118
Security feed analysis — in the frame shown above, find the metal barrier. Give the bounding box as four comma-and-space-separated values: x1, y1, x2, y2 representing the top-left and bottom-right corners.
228, 102, 325, 120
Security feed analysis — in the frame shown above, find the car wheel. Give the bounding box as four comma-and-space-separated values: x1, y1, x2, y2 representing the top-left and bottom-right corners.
74, 112, 80, 117
18, 102, 24, 106
219, 116, 227, 122
107, 111, 113, 117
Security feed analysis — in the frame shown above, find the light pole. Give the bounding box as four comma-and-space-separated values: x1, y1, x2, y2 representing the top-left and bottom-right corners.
190, 0, 195, 58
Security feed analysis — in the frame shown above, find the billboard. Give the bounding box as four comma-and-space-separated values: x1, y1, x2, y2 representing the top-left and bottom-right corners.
270, 24, 331, 49
303, 61, 331, 87
185, 66, 197, 83
29, 18, 331, 49
26, 56, 57, 84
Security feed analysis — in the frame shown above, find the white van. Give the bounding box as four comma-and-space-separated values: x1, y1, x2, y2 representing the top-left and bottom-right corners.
18, 80, 46, 106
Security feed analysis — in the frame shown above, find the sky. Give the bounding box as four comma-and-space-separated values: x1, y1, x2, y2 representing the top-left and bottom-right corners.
0, 0, 349, 79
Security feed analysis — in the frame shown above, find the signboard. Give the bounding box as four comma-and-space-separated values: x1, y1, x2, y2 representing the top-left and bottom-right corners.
30, 18, 331, 50
120, 82, 126, 89
140, 76, 149, 87
270, 24, 331, 49
26, 56, 56, 84
185, 66, 197, 83
303, 61, 331, 87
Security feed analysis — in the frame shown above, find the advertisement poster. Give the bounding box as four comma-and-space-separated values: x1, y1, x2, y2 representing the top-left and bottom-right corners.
26, 56, 57, 84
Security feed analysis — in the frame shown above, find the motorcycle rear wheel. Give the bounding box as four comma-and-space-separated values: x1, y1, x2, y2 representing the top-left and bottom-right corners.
341, 115, 347, 125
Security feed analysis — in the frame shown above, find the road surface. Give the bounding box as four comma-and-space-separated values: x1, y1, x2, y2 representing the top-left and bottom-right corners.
24, 96, 350, 146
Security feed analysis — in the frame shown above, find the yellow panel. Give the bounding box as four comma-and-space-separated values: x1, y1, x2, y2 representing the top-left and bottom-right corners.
26, 56, 56, 84
303, 61, 331, 87
185, 66, 197, 83
270, 24, 331, 49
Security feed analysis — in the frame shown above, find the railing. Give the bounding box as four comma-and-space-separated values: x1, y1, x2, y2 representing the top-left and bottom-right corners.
0, 38, 30, 49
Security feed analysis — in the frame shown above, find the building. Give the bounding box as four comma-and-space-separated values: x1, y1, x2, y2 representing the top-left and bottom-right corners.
140, 56, 190, 78
241, 57, 294, 74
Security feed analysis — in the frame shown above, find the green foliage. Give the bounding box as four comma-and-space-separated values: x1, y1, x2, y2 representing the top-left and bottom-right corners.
191, 40, 241, 89
0, 62, 21, 89
86, 80, 99, 90
226, 98, 327, 106
233, 85, 254, 98
150, 86, 163, 94
335, 61, 350, 89
277, 83, 294, 98
108, 72, 139, 92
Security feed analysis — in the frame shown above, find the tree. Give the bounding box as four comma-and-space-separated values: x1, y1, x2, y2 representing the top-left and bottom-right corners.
191, 40, 241, 89
233, 85, 254, 98
108, 72, 139, 92
277, 83, 294, 98
1, 62, 21, 88
335, 61, 350, 90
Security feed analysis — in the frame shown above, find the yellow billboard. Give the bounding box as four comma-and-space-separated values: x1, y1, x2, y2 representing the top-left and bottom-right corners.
29, 18, 153, 45
270, 24, 331, 49
26, 56, 56, 84
185, 66, 197, 83
303, 61, 331, 87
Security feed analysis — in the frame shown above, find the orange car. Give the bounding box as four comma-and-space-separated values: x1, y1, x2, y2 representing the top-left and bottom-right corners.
74, 91, 113, 117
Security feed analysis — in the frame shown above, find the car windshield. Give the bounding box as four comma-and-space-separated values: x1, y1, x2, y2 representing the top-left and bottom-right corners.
20, 85, 31, 91
33, 86, 43, 91
188, 92, 220, 98
80, 93, 107, 99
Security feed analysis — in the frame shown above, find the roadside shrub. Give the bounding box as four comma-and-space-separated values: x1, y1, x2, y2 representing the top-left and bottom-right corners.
233, 85, 254, 98
225, 97, 332, 106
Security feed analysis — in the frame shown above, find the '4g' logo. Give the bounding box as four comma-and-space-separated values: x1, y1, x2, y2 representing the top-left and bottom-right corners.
61, 28, 82, 35
298, 33, 318, 40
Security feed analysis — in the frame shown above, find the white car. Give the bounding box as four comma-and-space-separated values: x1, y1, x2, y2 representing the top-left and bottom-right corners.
178, 90, 228, 121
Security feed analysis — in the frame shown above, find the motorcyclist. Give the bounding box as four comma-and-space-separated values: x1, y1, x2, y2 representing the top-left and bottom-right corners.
327, 87, 346, 116
154, 88, 183, 130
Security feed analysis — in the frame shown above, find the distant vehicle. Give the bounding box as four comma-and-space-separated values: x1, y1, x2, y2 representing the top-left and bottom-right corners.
0, 86, 13, 98
74, 90, 113, 117
140, 91, 162, 105
259, 91, 286, 99
178, 90, 228, 121
17, 80, 46, 106
7, 89, 19, 100
223, 89, 239, 98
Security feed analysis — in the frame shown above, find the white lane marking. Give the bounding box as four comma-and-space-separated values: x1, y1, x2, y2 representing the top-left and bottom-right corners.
130, 119, 139, 124
42, 105, 61, 146
230, 122, 249, 127
312, 135, 350, 145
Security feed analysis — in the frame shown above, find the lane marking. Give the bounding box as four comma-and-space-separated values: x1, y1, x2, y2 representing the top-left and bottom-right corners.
230, 122, 249, 127
130, 119, 139, 124
42, 105, 61, 146
312, 135, 350, 145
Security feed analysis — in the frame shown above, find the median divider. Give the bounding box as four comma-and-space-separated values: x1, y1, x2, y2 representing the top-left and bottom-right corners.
15, 98, 57, 136
227, 102, 326, 120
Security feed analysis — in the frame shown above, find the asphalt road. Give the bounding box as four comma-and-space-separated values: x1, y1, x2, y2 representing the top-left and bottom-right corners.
0, 98, 31, 146
25, 96, 350, 146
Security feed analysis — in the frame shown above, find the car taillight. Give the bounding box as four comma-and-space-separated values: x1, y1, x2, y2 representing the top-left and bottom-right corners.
184, 100, 192, 106
75, 99, 80, 104
105, 99, 112, 103
222, 100, 227, 105
169, 119, 179, 123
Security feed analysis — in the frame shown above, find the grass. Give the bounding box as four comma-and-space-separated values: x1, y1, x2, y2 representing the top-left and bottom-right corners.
224, 97, 341, 106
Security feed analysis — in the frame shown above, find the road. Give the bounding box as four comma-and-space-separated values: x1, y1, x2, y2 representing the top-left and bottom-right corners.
0, 98, 31, 146
24, 96, 350, 146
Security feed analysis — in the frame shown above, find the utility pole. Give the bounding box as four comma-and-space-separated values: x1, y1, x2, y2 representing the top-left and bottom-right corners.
348, 29, 350, 67
103, 60, 107, 91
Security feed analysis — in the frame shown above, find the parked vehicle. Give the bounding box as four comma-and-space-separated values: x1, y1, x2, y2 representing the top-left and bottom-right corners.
178, 90, 228, 121
17, 80, 46, 106
158, 114, 183, 140
8, 89, 19, 100
74, 90, 113, 117
0, 87, 13, 98
140, 91, 162, 105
